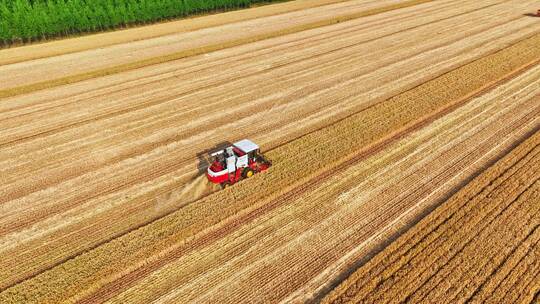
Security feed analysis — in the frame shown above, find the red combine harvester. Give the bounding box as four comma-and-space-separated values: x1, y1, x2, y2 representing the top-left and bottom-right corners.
206, 139, 271, 188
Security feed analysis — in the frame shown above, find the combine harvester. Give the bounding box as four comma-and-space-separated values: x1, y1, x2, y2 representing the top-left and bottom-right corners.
206, 139, 271, 188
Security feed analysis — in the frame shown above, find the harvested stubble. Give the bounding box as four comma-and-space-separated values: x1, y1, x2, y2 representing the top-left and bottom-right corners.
2, 1, 536, 293
2, 29, 540, 303
323, 131, 540, 304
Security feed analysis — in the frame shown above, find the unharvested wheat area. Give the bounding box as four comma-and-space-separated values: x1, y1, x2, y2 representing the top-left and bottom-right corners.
0, 0, 539, 303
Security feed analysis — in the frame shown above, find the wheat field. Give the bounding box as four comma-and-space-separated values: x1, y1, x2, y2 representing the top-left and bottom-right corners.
0, 0, 539, 302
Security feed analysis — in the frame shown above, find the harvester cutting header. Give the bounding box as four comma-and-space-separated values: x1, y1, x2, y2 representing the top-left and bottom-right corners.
206, 139, 271, 188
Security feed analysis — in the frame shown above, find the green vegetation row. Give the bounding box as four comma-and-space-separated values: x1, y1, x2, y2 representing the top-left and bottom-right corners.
0, 0, 274, 45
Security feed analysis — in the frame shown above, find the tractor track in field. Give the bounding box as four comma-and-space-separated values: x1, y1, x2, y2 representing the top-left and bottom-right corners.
74, 65, 540, 303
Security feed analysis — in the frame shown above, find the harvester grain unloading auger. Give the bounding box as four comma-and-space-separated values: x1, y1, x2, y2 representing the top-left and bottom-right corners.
206, 139, 271, 189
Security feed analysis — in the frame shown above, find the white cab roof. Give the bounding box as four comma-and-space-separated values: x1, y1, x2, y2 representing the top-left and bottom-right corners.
234, 139, 259, 153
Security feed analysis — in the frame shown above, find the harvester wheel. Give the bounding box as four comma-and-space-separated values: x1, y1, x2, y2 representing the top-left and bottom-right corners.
221, 182, 231, 189
243, 168, 254, 178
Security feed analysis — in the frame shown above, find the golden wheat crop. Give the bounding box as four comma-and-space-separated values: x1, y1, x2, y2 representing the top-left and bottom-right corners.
324, 131, 540, 304
3, 1, 538, 291
2, 1, 540, 302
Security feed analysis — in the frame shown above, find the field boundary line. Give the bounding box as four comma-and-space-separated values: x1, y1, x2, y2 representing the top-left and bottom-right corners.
0, 0, 434, 99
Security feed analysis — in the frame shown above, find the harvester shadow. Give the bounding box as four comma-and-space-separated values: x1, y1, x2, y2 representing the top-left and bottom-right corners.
523, 13, 539, 17
196, 141, 233, 175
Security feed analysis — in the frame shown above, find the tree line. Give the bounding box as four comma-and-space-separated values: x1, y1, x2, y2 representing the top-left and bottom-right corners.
0, 0, 267, 45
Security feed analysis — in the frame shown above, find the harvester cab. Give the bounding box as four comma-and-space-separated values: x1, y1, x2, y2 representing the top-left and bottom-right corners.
206, 139, 271, 188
